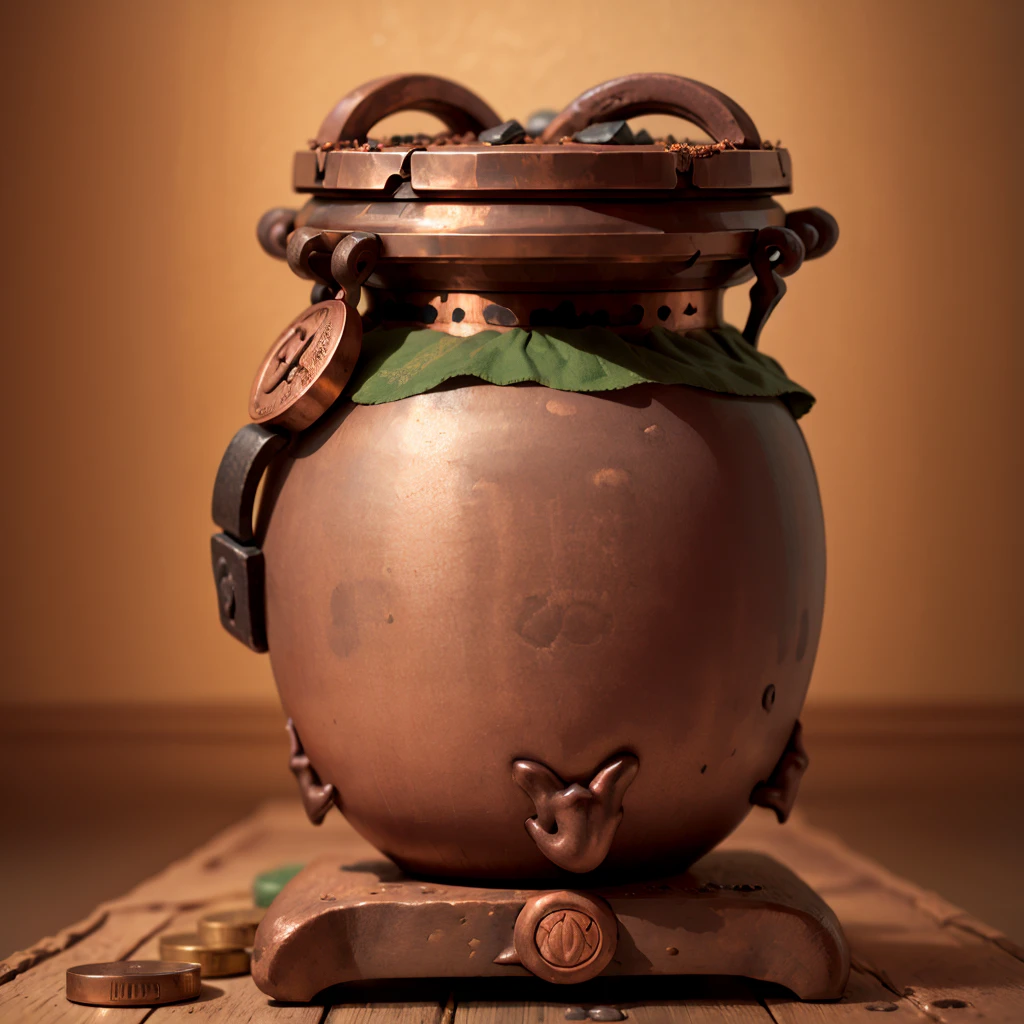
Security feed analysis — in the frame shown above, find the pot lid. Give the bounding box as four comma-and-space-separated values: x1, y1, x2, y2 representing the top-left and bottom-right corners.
292, 73, 792, 196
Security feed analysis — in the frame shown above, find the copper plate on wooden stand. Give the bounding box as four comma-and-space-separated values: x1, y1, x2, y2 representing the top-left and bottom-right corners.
252, 851, 850, 1003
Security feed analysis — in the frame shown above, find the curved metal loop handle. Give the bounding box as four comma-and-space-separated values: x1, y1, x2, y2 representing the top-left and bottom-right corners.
256, 207, 296, 260
330, 231, 381, 307
285, 228, 382, 308
286, 227, 342, 287
785, 207, 840, 261
753, 226, 805, 279
743, 226, 806, 347
314, 73, 502, 146
212, 424, 289, 544
210, 425, 288, 653
540, 73, 761, 148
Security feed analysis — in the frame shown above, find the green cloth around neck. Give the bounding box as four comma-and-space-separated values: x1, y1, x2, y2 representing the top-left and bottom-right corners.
346, 324, 814, 419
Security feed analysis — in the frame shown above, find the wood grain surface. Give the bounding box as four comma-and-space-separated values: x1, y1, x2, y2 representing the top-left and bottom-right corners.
2, 800, 1021, 1022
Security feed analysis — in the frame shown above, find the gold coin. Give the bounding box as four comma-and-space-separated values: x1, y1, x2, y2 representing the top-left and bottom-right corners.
197, 907, 265, 948
158, 933, 250, 977
66, 960, 200, 1007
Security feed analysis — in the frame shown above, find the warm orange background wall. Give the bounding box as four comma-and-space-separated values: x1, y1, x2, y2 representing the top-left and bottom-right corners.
0, 0, 1020, 707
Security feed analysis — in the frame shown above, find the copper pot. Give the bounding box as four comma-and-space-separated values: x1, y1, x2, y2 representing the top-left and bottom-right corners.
212, 73, 838, 882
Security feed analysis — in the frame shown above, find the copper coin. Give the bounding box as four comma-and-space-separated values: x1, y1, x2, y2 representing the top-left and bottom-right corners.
197, 906, 265, 948
249, 299, 362, 431
65, 960, 200, 1007
158, 933, 251, 977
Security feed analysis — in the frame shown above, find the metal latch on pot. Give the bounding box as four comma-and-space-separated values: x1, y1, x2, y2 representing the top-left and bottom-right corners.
210, 424, 288, 651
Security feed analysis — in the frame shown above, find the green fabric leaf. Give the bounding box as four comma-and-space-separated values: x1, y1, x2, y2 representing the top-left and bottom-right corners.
346, 324, 815, 418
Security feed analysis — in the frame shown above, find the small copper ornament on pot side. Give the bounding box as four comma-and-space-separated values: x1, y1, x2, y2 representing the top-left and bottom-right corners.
248, 298, 361, 432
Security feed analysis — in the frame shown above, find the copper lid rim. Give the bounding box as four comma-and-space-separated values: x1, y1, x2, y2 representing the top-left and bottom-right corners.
299, 73, 782, 192
286, 229, 756, 264
296, 146, 792, 194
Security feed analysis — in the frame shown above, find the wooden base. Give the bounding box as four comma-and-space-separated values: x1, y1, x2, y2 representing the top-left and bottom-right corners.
252, 850, 850, 1002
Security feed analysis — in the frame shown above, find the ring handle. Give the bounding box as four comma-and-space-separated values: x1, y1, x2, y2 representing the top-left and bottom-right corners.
212, 424, 288, 545
785, 207, 839, 261
210, 424, 288, 653
540, 73, 761, 148
742, 227, 806, 347
256, 208, 296, 260
314, 73, 502, 146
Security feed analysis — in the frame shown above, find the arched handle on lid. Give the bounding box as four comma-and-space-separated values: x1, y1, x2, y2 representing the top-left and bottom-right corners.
540, 73, 761, 148
314, 73, 502, 146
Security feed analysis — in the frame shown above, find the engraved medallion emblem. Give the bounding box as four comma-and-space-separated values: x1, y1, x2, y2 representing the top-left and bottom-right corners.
249, 299, 362, 432
512, 890, 618, 984
536, 909, 599, 968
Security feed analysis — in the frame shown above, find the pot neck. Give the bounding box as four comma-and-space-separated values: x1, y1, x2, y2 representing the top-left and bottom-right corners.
363, 288, 724, 337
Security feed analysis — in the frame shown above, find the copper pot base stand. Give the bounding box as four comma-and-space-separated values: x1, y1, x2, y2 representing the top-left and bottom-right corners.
252, 852, 850, 1002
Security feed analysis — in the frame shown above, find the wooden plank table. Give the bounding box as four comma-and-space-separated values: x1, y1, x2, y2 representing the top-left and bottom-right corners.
2, 801, 1021, 1022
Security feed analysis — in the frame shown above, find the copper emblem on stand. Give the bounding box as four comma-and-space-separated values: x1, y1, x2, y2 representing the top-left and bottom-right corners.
513, 890, 618, 984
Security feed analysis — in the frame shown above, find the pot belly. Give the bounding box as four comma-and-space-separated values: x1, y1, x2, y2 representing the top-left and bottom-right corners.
261, 381, 825, 880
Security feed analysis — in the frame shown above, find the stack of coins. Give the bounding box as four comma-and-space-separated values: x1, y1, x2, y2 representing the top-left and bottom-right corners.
66, 906, 266, 1006
158, 906, 264, 978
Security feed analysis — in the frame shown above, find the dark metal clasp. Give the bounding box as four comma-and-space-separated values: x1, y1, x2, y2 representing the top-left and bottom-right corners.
742, 226, 805, 347
210, 424, 288, 651
211, 533, 267, 652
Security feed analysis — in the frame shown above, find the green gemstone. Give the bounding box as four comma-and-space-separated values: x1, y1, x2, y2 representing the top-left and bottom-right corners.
253, 863, 304, 908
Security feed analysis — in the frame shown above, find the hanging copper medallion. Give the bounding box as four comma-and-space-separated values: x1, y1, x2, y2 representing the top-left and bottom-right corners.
248, 299, 361, 431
